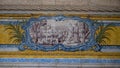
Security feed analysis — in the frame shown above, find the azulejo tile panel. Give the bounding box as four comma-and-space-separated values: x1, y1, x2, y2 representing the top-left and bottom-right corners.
0, 14, 120, 63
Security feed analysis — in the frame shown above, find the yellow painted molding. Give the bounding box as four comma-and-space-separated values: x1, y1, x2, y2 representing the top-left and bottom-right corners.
0, 14, 120, 20
0, 50, 120, 59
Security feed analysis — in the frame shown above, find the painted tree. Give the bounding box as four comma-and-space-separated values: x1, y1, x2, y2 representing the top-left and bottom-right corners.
95, 23, 116, 45
4, 20, 27, 44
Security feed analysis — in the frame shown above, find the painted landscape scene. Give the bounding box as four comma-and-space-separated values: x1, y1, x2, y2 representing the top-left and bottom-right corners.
29, 19, 90, 46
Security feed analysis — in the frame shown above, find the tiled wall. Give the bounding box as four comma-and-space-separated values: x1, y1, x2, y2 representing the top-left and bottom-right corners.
0, 0, 120, 68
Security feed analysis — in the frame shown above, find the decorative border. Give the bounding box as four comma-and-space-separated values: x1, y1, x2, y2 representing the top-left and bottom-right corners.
0, 15, 120, 52
0, 15, 120, 63
0, 58, 120, 63
18, 15, 100, 51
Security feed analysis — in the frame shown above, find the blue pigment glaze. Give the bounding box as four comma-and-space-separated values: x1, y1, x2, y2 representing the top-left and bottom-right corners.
0, 58, 120, 63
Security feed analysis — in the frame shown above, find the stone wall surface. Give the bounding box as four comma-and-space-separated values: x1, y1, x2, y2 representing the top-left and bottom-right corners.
0, 63, 120, 68
0, 0, 119, 11
0, 0, 119, 6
